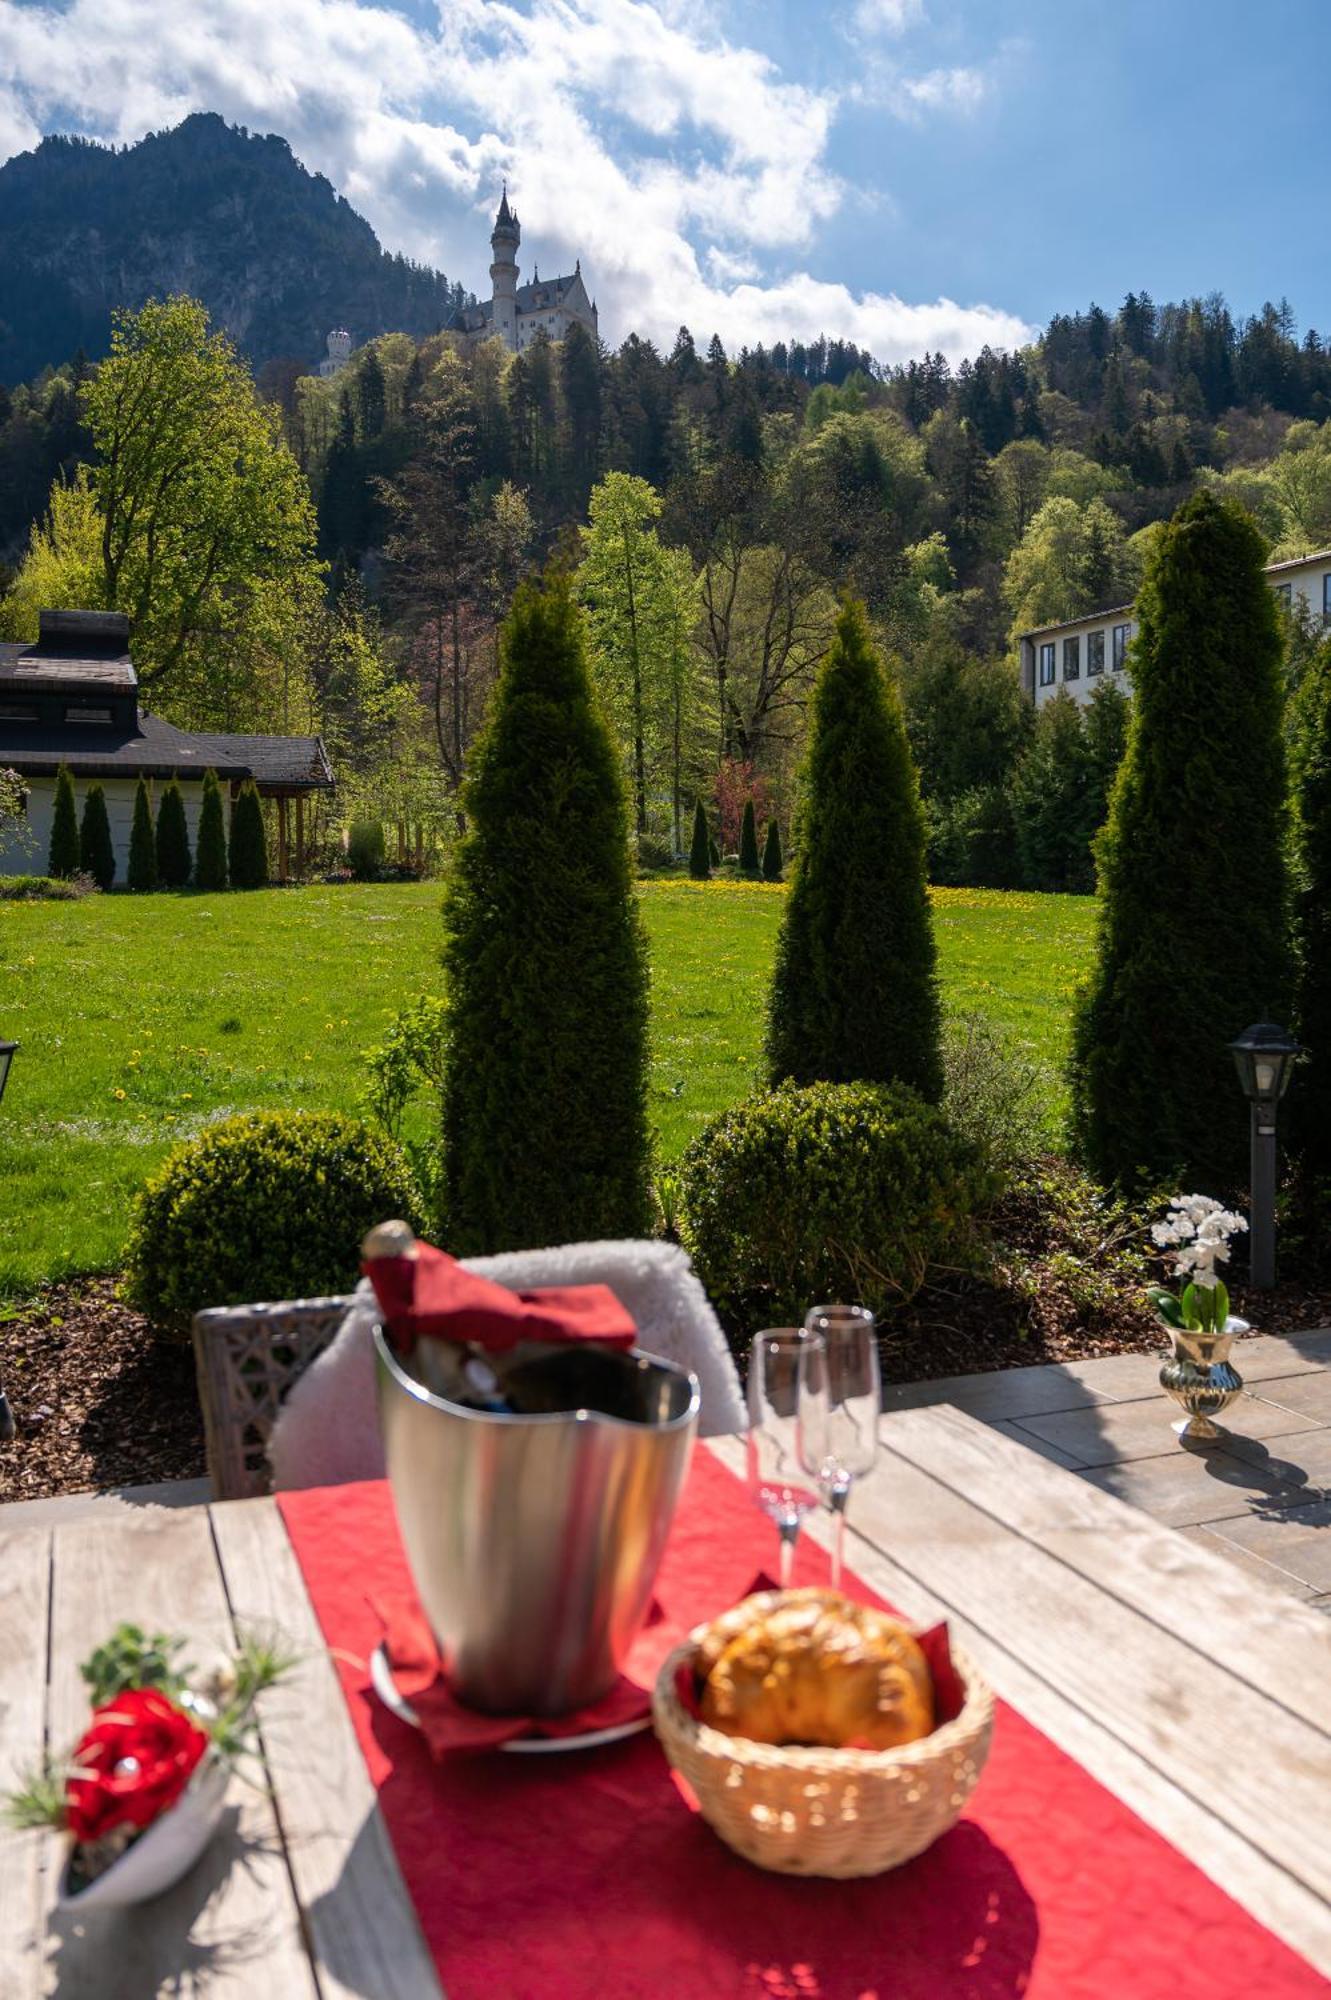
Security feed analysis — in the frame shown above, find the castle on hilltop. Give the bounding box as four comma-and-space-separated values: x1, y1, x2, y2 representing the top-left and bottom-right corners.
448, 190, 598, 354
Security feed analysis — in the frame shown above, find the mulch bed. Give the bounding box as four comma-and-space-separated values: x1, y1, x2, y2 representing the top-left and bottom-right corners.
4, 1187, 1330, 1503
0, 1279, 204, 1504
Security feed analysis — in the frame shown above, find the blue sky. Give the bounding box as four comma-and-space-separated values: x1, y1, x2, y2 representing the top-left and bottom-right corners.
1, 0, 1327, 361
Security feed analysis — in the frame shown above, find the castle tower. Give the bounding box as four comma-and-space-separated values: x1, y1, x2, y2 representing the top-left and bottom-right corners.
489, 187, 520, 352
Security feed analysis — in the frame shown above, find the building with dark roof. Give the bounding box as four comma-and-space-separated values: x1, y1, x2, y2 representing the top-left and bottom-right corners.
0, 610, 333, 881
448, 189, 597, 355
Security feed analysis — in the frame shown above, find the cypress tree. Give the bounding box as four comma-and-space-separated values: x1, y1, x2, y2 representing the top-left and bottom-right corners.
766, 598, 942, 1100
47, 765, 80, 878
1069, 491, 1294, 1190
1291, 635, 1331, 1187
195, 769, 229, 890
688, 797, 712, 880
228, 780, 269, 889
155, 777, 192, 888
127, 778, 158, 891
738, 798, 761, 877
761, 817, 784, 882
440, 575, 653, 1252
709, 835, 721, 868
79, 782, 115, 890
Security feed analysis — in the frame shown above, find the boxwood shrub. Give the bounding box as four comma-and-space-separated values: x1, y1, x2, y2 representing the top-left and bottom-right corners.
678, 1080, 997, 1336
124, 1110, 423, 1337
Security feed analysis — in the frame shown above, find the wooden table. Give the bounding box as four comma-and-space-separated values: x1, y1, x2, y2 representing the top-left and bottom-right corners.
3, 1409, 1331, 1997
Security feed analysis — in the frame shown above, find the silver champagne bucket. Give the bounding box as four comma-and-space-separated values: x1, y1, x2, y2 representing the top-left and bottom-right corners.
374, 1325, 699, 1715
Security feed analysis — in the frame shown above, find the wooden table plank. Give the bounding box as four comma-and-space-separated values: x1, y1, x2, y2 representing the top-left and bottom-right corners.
39, 1507, 318, 2000
209, 1495, 443, 2000
0, 1526, 52, 2000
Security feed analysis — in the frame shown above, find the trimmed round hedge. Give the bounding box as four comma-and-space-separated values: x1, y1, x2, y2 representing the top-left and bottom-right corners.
678, 1081, 997, 1334
124, 1111, 424, 1337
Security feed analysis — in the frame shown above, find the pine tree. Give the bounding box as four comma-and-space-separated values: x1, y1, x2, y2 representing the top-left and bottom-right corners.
761, 817, 783, 882
194, 768, 229, 890
766, 599, 942, 1099
228, 780, 269, 889
440, 575, 653, 1252
1290, 635, 1331, 1186
47, 765, 80, 878
79, 782, 115, 890
127, 777, 157, 891
1069, 491, 1294, 1190
738, 798, 761, 877
154, 777, 191, 888
688, 797, 712, 880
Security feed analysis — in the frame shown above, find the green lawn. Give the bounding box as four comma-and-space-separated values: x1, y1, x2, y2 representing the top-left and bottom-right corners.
0, 879, 1095, 1295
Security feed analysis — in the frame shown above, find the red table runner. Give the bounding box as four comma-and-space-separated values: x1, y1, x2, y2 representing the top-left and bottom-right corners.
279, 1453, 1327, 2000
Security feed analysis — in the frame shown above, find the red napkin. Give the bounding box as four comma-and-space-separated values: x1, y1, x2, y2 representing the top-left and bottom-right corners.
375, 1593, 684, 1754
364, 1239, 636, 1353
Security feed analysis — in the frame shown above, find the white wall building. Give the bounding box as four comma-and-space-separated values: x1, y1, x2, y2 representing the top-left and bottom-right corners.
449, 190, 598, 355
318, 328, 353, 378
1020, 545, 1331, 708
0, 611, 334, 882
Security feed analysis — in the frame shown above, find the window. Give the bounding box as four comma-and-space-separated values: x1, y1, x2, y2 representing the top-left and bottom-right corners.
1323, 573, 1331, 624
1274, 581, 1293, 609
1038, 642, 1055, 687
1063, 635, 1081, 681
1087, 631, 1105, 675
0, 701, 38, 722
1112, 623, 1131, 671
64, 704, 113, 725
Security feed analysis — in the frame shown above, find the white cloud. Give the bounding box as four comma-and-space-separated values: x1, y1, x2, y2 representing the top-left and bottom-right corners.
899, 65, 988, 116
0, 0, 1030, 365
853, 0, 926, 34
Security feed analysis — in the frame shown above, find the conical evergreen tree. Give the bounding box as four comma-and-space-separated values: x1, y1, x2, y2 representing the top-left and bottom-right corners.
688, 797, 712, 880
1290, 635, 1331, 1188
738, 798, 761, 877
154, 777, 192, 888
1069, 491, 1294, 1190
709, 835, 720, 868
228, 780, 269, 889
766, 598, 941, 1099
194, 769, 229, 890
440, 576, 653, 1252
47, 766, 79, 878
79, 782, 115, 890
127, 778, 158, 891
761, 817, 783, 882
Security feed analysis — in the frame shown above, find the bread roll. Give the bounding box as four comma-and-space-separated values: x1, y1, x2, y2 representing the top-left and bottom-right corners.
697, 1588, 934, 1751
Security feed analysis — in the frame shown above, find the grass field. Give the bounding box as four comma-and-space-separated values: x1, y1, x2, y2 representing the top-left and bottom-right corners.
0, 880, 1095, 1294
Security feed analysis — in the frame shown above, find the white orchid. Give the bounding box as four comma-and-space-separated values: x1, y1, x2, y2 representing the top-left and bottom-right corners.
1149, 1196, 1247, 1332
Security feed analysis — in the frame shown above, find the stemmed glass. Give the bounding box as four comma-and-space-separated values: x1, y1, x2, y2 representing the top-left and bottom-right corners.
797, 1304, 880, 1589
746, 1330, 820, 1587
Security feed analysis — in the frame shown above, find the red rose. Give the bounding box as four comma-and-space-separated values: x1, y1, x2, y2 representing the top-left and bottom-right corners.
65, 1688, 211, 1846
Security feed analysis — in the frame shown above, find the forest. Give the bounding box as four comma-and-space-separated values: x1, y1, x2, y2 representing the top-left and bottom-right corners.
4, 284, 1331, 892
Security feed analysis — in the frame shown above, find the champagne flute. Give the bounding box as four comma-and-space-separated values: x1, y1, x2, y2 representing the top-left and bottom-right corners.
798, 1304, 880, 1589
746, 1329, 820, 1588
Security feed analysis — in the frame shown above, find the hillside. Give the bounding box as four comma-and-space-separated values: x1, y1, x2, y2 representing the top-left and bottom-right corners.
0, 114, 473, 384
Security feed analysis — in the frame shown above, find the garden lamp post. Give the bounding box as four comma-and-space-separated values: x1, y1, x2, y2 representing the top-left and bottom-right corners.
0, 1039, 17, 1441
1229, 1022, 1302, 1290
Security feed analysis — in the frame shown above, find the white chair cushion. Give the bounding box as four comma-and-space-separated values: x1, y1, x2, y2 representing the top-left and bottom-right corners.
267, 1238, 746, 1491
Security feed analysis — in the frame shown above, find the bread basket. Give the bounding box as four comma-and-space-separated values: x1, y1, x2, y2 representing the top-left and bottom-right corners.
652, 1627, 995, 1878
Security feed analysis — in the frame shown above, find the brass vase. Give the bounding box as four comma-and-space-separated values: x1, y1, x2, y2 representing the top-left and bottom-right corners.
1158, 1318, 1244, 1442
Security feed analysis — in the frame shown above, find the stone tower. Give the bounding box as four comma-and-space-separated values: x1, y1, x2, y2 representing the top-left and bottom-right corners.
489, 187, 520, 351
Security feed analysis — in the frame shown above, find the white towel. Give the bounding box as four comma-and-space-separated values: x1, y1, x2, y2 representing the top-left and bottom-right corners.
266, 1237, 746, 1492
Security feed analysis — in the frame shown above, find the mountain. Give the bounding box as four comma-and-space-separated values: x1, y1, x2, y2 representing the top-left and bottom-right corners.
0, 113, 474, 384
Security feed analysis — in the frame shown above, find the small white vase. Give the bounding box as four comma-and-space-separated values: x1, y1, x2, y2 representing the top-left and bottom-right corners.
56, 1753, 230, 1911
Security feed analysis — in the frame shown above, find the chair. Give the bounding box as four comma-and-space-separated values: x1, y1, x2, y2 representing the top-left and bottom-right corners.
192, 1296, 354, 1500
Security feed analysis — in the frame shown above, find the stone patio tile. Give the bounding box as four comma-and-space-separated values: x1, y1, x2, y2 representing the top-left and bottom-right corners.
882, 1363, 1116, 1421
1203, 1496, 1331, 1594
1177, 1524, 1318, 1599
1227, 1327, 1331, 1381
1079, 1444, 1307, 1528
987, 1419, 1089, 1469
1049, 1350, 1170, 1400
1007, 1391, 1318, 1470
1220, 1425, 1331, 1497
1309, 1594, 1331, 1615
1246, 1370, 1331, 1423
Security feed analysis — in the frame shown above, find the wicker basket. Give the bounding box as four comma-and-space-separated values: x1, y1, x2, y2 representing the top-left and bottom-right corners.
652, 1631, 995, 1878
